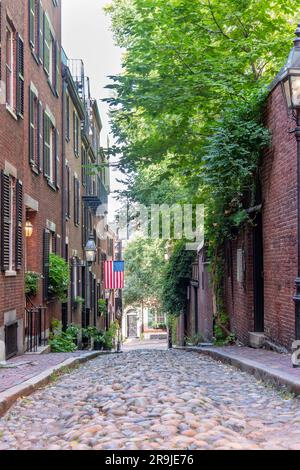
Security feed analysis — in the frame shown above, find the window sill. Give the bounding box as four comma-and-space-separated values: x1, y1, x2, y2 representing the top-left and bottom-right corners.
47, 180, 57, 191
47, 78, 58, 98
6, 105, 18, 121
5, 270, 17, 277
31, 49, 40, 66
30, 164, 40, 175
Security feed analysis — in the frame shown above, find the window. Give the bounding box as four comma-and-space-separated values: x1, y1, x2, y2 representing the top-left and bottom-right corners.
29, 87, 42, 170
73, 111, 79, 156
1, 172, 23, 273
66, 94, 70, 140
44, 111, 59, 188
6, 23, 14, 109
43, 13, 59, 95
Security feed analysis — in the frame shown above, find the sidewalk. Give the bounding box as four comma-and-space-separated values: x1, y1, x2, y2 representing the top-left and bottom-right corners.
0, 351, 106, 416
177, 345, 300, 395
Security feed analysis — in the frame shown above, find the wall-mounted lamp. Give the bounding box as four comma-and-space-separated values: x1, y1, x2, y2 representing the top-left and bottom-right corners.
25, 220, 33, 238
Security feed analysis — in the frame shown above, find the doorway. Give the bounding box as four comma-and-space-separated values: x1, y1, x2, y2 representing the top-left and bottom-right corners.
127, 315, 138, 338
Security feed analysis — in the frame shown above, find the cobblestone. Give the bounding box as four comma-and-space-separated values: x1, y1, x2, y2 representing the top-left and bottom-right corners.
1, 349, 300, 450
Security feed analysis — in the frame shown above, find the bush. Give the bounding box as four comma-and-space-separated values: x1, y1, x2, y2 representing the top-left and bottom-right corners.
98, 299, 107, 317
49, 254, 70, 302
103, 322, 118, 350
25, 272, 41, 297
49, 320, 77, 352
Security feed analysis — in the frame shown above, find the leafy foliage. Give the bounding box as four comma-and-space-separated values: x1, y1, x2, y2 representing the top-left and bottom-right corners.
123, 238, 167, 306
25, 272, 41, 297
161, 240, 196, 316
49, 254, 70, 302
49, 320, 77, 353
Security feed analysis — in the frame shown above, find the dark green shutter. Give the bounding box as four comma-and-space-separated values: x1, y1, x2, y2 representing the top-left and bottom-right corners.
15, 180, 23, 270
1, 171, 10, 271
29, 0, 35, 48
43, 112, 50, 178
38, 1, 43, 63
29, 88, 35, 164
37, 100, 43, 171
16, 34, 24, 117
43, 229, 50, 300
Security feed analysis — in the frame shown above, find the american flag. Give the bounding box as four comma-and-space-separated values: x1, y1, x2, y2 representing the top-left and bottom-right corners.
104, 261, 125, 289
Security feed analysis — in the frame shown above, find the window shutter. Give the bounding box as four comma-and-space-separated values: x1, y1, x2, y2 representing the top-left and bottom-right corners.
37, 100, 43, 171
29, 0, 35, 48
43, 229, 50, 300
15, 180, 23, 270
1, 171, 10, 271
73, 111, 76, 155
0, 1, 2, 82
16, 35, 24, 117
54, 129, 60, 188
55, 40, 60, 96
43, 13, 50, 75
29, 88, 35, 164
66, 164, 70, 218
38, 1, 43, 63
43, 112, 50, 178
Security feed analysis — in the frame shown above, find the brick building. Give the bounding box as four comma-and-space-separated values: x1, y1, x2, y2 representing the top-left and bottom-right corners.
0, 0, 25, 359
0, 2, 116, 359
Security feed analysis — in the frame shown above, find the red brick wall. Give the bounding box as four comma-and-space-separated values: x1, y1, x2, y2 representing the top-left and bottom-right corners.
0, 1, 25, 329
23, 0, 62, 322
261, 84, 297, 348
223, 83, 297, 350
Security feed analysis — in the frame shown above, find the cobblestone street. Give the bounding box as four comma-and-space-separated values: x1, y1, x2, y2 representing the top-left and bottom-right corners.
1, 349, 300, 450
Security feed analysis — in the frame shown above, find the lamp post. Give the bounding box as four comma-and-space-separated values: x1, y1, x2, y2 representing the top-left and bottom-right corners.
84, 233, 97, 266
281, 25, 300, 340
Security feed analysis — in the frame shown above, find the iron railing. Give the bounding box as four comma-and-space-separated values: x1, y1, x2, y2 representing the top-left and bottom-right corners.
25, 305, 48, 353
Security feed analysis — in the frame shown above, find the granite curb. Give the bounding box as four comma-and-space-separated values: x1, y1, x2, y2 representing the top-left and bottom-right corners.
175, 346, 300, 395
0, 351, 112, 417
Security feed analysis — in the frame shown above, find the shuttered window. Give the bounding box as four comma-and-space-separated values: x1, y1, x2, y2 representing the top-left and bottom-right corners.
0, 173, 22, 272
66, 94, 70, 140
44, 112, 58, 187
43, 112, 51, 178
5, 23, 14, 109
38, 1, 43, 63
29, 88, 38, 167
43, 229, 50, 300
55, 40, 60, 96
54, 129, 60, 188
1, 171, 10, 271
15, 180, 23, 270
43, 13, 50, 76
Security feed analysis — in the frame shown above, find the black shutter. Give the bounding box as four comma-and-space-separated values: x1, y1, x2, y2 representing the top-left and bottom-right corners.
43, 229, 50, 300
1, 171, 10, 271
16, 34, 24, 117
15, 180, 23, 270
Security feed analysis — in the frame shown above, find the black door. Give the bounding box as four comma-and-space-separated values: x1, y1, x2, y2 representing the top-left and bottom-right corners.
253, 211, 264, 332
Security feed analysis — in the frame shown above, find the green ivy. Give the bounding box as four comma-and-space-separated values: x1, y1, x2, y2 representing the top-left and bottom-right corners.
25, 272, 41, 297
48, 254, 70, 302
161, 240, 195, 317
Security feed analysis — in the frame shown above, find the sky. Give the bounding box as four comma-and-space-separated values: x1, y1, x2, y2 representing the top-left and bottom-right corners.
62, 0, 123, 220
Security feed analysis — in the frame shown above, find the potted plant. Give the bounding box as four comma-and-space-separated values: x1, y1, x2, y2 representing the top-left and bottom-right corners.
94, 331, 105, 351
98, 299, 107, 317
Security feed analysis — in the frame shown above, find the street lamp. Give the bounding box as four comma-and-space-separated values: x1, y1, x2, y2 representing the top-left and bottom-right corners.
281, 24, 300, 340
25, 220, 33, 238
84, 234, 97, 266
